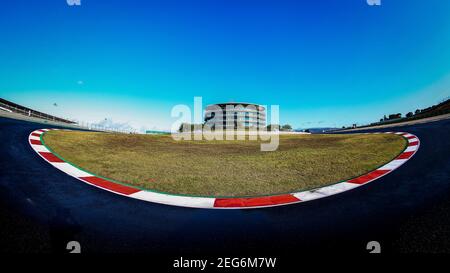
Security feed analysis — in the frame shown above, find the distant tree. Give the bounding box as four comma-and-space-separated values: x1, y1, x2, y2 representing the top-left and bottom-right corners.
388, 113, 402, 119
178, 123, 191, 132
406, 112, 413, 118
383, 115, 387, 121
415, 109, 421, 115
178, 123, 205, 132
281, 124, 292, 131
192, 123, 203, 132
266, 124, 280, 131
380, 118, 384, 122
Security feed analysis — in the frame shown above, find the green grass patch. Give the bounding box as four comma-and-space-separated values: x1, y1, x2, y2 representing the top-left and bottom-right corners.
43, 131, 406, 197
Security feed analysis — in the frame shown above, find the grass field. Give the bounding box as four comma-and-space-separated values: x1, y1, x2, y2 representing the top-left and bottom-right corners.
43, 131, 406, 197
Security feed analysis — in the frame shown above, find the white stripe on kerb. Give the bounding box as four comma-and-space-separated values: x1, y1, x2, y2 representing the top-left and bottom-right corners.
129, 191, 216, 208
313, 182, 360, 195
294, 182, 360, 201
408, 137, 418, 143
29, 135, 41, 141
293, 191, 325, 201
377, 159, 407, 171
404, 145, 418, 152
31, 144, 49, 152
33, 131, 44, 135
51, 162, 92, 177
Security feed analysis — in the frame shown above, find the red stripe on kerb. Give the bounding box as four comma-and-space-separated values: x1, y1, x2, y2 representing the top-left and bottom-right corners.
409, 141, 419, 146
38, 152, 65, 162
406, 135, 416, 139
214, 194, 300, 208
31, 132, 41, 137
396, 151, 415, 159
79, 176, 141, 195
30, 139, 42, 145
347, 169, 390, 185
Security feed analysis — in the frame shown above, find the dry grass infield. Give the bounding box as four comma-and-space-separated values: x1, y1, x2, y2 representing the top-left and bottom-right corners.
43, 131, 406, 197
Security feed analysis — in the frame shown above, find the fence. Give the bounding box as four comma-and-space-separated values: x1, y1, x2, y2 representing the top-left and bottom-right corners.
0, 99, 138, 134
0, 99, 75, 124
75, 121, 139, 134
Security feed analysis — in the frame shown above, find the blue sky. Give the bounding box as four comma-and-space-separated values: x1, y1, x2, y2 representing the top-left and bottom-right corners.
1, 0, 450, 130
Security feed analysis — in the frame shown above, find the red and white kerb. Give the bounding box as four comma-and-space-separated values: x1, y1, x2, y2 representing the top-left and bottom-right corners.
29, 129, 420, 209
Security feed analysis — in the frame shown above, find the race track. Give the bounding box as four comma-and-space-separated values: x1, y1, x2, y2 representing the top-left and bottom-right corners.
1, 116, 449, 254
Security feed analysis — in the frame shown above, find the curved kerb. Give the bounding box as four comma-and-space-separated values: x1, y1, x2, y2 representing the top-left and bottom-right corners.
29, 129, 420, 209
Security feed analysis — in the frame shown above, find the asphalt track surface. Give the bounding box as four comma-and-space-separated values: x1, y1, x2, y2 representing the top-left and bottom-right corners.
1, 116, 449, 255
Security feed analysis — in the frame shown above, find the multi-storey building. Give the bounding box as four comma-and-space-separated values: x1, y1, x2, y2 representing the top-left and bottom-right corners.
204, 102, 266, 130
